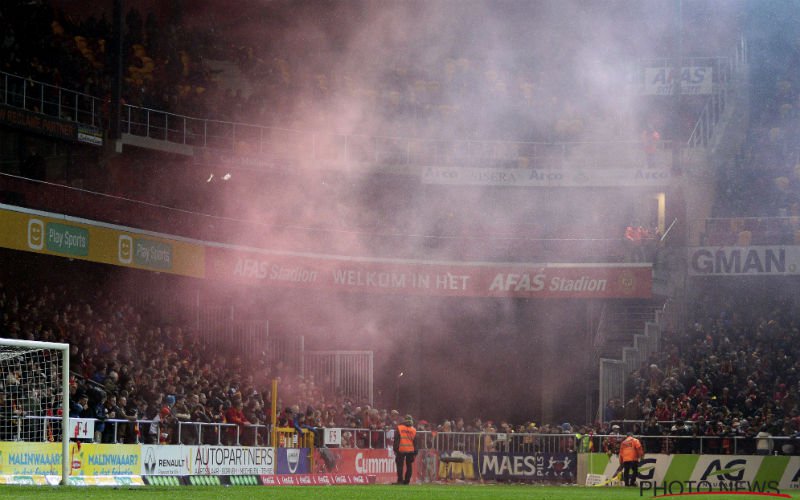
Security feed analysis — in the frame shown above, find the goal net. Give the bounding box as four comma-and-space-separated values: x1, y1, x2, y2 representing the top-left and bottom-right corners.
0, 338, 69, 484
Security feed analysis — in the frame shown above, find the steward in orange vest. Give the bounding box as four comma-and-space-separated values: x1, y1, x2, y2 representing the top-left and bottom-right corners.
619, 432, 644, 487
393, 415, 418, 485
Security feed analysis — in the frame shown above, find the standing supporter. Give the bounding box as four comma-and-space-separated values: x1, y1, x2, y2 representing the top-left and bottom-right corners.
641, 416, 663, 454
101, 394, 122, 443
206, 398, 226, 445
84, 391, 107, 443
149, 405, 173, 445
603, 424, 623, 456
0, 392, 17, 441
756, 425, 774, 455
224, 398, 250, 446
641, 125, 660, 168
69, 391, 88, 418
190, 398, 211, 444
393, 414, 418, 485
619, 431, 644, 487
171, 394, 192, 444
115, 395, 138, 444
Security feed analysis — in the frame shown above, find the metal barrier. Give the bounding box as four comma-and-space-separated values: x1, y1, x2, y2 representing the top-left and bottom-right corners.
120, 99, 669, 169
273, 427, 314, 449
597, 306, 664, 420
11, 417, 798, 456
685, 37, 748, 151
2, 49, 743, 170
1, 71, 102, 127
304, 351, 373, 406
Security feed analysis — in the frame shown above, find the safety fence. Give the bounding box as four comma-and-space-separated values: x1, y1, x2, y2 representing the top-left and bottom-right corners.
8, 416, 799, 456
2, 70, 675, 172
123, 106, 671, 170
1, 39, 746, 170
1, 71, 103, 127
702, 215, 800, 247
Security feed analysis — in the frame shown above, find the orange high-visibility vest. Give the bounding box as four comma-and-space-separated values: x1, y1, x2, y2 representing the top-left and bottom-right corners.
619, 436, 643, 463
396, 424, 417, 453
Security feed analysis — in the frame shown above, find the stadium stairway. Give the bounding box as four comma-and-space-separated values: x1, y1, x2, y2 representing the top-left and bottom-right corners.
594, 300, 664, 360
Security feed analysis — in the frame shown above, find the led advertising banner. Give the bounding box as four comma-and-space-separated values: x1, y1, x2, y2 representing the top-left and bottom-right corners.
0, 207, 205, 277
206, 247, 652, 299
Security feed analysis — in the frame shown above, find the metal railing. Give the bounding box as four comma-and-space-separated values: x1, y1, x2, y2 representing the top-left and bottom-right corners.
121, 102, 670, 169
1, 71, 674, 171
16, 415, 268, 446
597, 307, 664, 421
11, 416, 797, 457
1, 71, 103, 127
702, 215, 800, 246
685, 37, 748, 150
2, 45, 744, 170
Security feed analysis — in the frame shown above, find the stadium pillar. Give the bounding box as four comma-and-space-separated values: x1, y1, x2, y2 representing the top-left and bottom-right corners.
539, 327, 557, 425
669, 0, 683, 177
270, 378, 278, 447
109, 0, 124, 140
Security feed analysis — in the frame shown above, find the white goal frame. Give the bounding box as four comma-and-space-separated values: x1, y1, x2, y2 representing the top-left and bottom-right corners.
0, 338, 69, 485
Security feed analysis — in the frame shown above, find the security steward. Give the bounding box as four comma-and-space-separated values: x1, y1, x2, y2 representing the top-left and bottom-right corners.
393, 414, 418, 484
619, 431, 644, 487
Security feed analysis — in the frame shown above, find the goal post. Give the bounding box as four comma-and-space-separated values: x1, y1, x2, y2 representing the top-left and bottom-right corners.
0, 338, 70, 485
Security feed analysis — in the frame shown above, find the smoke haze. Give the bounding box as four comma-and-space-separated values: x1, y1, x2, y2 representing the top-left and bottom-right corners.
44, 0, 747, 424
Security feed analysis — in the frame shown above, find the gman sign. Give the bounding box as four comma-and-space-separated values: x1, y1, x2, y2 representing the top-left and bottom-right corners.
688, 246, 799, 276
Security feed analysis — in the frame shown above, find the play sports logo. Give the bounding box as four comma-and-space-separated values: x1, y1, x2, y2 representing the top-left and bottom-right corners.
27, 219, 44, 250
118, 235, 133, 264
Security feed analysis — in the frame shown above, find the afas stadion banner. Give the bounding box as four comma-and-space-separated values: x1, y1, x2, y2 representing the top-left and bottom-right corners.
0, 205, 651, 299
422, 166, 672, 187
205, 246, 652, 299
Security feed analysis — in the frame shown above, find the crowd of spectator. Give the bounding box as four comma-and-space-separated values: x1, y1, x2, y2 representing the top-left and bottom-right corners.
613, 290, 800, 455
1, 0, 735, 143
5, 0, 798, 457
0, 273, 587, 452
2, 1, 745, 269
2, 268, 800, 457
708, 16, 800, 242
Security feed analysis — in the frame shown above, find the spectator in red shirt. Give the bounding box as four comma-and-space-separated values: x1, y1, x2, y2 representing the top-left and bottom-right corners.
688, 379, 709, 402
224, 398, 250, 445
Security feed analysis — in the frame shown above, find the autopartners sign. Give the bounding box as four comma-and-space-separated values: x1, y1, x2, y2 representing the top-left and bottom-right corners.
141, 445, 276, 476
205, 247, 652, 299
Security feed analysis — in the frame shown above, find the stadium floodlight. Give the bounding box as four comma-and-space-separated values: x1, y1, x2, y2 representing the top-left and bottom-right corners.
0, 338, 70, 485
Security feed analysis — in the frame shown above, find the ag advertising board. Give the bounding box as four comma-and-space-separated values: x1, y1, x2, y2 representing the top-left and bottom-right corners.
584, 453, 800, 490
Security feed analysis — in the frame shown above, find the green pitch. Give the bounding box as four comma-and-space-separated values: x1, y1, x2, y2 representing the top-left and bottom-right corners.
3, 485, 800, 500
